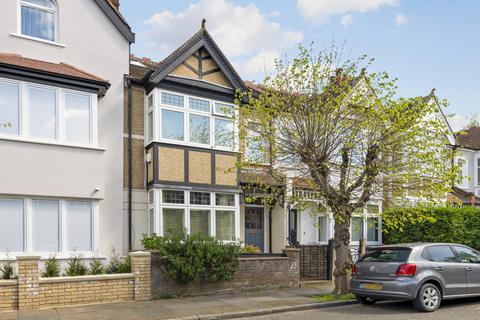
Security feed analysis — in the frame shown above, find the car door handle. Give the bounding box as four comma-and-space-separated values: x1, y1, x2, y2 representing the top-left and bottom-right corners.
466, 267, 473, 272
435, 266, 443, 271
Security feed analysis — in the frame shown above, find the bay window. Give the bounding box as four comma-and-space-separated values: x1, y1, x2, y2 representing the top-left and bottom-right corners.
351, 217, 364, 242
367, 218, 379, 242
0, 197, 97, 256
0, 78, 96, 146
149, 89, 237, 150
350, 204, 381, 244
150, 189, 239, 241
20, 0, 57, 42
318, 216, 328, 242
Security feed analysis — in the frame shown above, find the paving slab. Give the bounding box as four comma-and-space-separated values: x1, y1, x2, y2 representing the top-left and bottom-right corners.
0, 286, 338, 320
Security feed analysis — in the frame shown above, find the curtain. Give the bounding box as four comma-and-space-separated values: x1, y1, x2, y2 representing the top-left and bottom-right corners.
21, 6, 55, 41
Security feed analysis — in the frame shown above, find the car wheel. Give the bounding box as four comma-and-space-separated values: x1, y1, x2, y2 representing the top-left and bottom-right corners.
413, 283, 442, 312
357, 296, 377, 305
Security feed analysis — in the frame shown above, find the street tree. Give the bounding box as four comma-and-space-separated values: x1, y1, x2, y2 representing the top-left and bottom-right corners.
238, 46, 457, 295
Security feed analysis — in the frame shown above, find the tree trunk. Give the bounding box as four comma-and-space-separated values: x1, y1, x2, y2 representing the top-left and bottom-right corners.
332, 218, 352, 296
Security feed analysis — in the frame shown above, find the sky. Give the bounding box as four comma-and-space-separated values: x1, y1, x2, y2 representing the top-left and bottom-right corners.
120, 0, 480, 131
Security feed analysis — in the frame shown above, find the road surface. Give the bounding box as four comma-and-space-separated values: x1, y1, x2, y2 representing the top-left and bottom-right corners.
237, 299, 480, 320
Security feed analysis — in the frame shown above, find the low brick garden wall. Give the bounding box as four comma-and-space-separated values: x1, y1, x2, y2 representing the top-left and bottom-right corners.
0, 252, 151, 312
151, 248, 301, 298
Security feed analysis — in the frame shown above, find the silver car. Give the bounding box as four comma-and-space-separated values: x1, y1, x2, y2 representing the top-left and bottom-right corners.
351, 243, 480, 312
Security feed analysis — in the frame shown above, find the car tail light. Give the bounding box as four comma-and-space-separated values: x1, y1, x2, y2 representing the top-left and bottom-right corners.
352, 264, 358, 275
396, 263, 416, 277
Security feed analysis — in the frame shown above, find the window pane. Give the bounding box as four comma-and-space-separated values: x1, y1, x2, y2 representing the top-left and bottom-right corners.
246, 128, 267, 163
216, 193, 235, 206
148, 95, 153, 108
29, 87, 56, 139
367, 218, 379, 242
65, 94, 90, 144
163, 208, 184, 236
189, 97, 210, 112
216, 210, 235, 241
0, 199, 24, 252
161, 109, 184, 141
67, 202, 92, 251
147, 111, 153, 141
149, 208, 155, 235
189, 114, 210, 144
318, 216, 328, 242
0, 82, 20, 135
190, 192, 210, 205
351, 217, 364, 241
190, 209, 210, 236
454, 246, 480, 263
214, 103, 234, 116
24, 0, 55, 9
215, 118, 234, 148
424, 245, 458, 262
162, 190, 184, 204
161, 92, 184, 108
477, 159, 480, 185
33, 200, 59, 252
148, 190, 154, 205
21, 6, 55, 41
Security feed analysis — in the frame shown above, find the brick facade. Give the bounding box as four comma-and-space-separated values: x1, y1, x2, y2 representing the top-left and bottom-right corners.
0, 252, 151, 312
151, 248, 301, 298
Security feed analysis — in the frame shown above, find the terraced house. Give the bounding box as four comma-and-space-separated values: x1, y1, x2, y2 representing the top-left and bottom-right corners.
125, 21, 245, 249
0, 0, 134, 259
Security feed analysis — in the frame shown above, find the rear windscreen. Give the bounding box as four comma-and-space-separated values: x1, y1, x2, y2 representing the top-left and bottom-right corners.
359, 248, 412, 262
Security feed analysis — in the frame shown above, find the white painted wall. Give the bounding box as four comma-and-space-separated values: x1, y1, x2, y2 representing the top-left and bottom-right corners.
0, 0, 131, 256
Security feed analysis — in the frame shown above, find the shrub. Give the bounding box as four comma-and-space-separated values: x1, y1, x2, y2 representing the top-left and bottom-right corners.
141, 230, 240, 284
106, 249, 131, 274
88, 258, 105, 275
42, 255, 60, 278
64, 255, 87, 276
383, 205, 480, 250
241, 244, 261, 254
1, 257, 15, 280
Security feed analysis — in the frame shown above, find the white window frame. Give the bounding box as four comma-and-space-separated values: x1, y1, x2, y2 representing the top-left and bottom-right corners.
17, 0, 59, 44
152, 189, 240, 242
0, 77, 97, 148
0, 196, 99, 259
147, 89, 238, 152
349, 203, 382, 246
457, 156, 468, 188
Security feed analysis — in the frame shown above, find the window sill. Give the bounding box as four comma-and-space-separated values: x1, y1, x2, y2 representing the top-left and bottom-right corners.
10, 33, 66, 48
0, 135, 106, 151
0, 252, 106, 261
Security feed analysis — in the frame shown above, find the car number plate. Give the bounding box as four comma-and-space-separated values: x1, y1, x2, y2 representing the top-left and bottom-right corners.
360, 283, 383, 290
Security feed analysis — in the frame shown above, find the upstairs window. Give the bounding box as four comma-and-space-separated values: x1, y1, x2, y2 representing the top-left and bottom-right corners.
20, 0, 57, 42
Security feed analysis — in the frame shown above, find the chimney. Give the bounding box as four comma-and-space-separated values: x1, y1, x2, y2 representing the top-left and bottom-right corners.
109, 0, 120, 10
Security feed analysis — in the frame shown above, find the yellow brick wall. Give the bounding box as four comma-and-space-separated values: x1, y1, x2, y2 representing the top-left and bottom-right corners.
0, 281, 18, 311
215, 154, 238, 186
38, 275, 135, 308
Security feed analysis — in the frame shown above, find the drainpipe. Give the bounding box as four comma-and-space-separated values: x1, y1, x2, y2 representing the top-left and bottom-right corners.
268, 205, 273, 253
126, 77, 133, 251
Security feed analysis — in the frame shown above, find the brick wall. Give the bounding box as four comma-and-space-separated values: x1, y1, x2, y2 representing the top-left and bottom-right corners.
0, 281, 18, 311
38, 275, 134, 309
151, 248, 301, 298
0, 252, 151, 312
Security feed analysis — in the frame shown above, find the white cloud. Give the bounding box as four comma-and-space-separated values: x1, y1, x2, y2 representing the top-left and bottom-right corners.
341, 14, 353, 28
448, 114, 480, 132
142, 0, 303, 77
394, 14, 409, 26
297, 0, 398, 25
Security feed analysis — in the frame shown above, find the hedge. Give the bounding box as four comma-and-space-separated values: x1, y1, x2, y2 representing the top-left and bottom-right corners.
382, 205, 480, 251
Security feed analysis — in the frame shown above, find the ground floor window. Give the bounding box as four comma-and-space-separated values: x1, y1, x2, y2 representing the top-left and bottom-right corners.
0, 197, 97, 256
148, 189, 240, 241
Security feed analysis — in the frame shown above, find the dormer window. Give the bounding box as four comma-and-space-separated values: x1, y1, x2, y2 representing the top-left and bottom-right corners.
20, 0, 57, 42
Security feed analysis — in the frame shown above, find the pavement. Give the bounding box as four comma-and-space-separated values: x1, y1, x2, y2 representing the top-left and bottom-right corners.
242, 298, 480, 320
0, 286, 338, 320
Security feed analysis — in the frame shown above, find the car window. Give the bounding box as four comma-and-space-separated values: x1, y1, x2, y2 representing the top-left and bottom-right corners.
454, 246, 480, 263
359, 248, 411, 262
423, 245, 458, 262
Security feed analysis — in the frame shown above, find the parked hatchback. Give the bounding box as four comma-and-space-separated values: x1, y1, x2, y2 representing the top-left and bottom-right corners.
351, 243, 480, 312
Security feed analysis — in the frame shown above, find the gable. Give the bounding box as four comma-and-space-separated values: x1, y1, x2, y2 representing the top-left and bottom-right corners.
170, 47, 232, 88
94, 0, 135, 43
148, 27, 245, 92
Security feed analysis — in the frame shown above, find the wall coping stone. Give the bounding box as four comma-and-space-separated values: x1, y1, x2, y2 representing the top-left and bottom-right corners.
239, 256, 289, 261
130, 251, 151, 257
39, 273, 135, 284
16, 255, 41, 261
282, 248, 302, 252
0, 280, 17, 286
